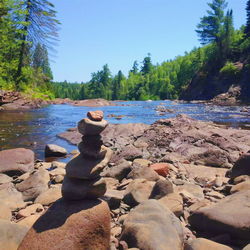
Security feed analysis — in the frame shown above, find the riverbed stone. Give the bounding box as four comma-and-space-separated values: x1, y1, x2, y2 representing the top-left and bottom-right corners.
17, 214, 42, 228
0, 182, 26, 210
0, 219, 29, 250
0, 148, 34, 175
150, 163, 170, 177
35, 186, 62, 206
127, 164, 160, 181
78, 118, 108, 135
18, 199, 110, 250
87, 110, 104, 121
45, 144, 67, 157
17, 204, 44, 218
62, 176, 106, 200
123, 179, 155, 207
230, 181, 250, 193
0, 173, 12, 184
177, 183, 204, 201
16, 168, 50, 201
149, 179, 174, 199
185, 238, 233, 250
188, 190, 250, 240
230, 153, 250, 178
120, 199, 184, 250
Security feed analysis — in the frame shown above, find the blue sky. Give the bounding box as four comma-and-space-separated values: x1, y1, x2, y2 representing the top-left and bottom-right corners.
51, 0, 246, 83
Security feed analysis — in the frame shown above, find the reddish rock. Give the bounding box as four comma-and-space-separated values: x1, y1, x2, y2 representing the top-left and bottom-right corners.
150, 163, 170, 177
18, 198, 110, 250
87, 111, 104, 121
0, 148, 34, 175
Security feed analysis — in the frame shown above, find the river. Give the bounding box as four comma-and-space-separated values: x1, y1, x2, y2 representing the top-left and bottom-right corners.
0, 100, 249, 161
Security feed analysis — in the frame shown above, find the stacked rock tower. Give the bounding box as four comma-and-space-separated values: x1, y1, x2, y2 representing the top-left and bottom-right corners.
62, 111, 112, 200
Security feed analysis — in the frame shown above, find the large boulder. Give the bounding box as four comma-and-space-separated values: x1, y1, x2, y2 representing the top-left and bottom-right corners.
0, 204, 12, 221
16, 168, 50, 201
0, 219, 29, 250
123, 179, 155, 207
0, 148, 34, 175
230, 153, 250, 178
45, 144, 67, 157
0, 182, 26, 210
189, 190, 250, 240
120, 199, 184, 250
18, 199, 110, 250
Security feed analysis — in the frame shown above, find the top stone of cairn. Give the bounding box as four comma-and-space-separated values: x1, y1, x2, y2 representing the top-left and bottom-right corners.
78, 111, 108, 136
87, 111, 104, 121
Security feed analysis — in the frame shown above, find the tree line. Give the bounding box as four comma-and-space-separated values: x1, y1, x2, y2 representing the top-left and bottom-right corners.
1, 0, 250, 101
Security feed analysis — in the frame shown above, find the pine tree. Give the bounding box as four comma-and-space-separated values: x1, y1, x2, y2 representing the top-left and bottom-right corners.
245, 0, 250, 37
141, 53, 153, 75
15, 0, 59, 89
130, 61, 139, 74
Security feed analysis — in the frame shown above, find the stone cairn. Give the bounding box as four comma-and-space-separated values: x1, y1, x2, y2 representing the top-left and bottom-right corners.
62, 110, 112, 200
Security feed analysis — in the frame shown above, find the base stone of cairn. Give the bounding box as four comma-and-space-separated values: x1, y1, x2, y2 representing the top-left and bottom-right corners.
18, 111, 111, 250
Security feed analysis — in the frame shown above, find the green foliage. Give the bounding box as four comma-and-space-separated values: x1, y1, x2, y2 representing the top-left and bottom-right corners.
245, 0, 250, 37
219, 62, 240, 77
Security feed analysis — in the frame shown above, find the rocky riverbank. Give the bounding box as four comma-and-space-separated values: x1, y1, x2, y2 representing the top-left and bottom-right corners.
0, 90, 113, 111
0, 113, 250, 249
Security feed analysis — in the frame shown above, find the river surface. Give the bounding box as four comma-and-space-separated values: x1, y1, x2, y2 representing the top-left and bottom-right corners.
0, 100, 250, 161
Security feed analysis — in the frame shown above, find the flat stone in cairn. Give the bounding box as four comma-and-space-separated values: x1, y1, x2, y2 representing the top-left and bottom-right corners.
62, 111, 111, 200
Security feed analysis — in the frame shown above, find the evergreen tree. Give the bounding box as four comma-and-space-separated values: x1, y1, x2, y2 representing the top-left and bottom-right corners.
130, 60, 139, 74
141, 53, 153, 75
245, 0, 250, 37
15, 0, 59, 89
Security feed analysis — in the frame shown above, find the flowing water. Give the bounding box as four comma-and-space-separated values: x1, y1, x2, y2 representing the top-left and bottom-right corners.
0, 100, 249, 160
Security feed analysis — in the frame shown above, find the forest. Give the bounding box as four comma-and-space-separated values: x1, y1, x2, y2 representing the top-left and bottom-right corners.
1, 0, 250, 101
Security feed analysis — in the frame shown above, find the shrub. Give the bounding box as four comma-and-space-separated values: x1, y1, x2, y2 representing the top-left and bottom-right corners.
219, 62, 240, 77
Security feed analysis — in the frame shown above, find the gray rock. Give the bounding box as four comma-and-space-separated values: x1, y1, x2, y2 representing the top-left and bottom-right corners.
78, 118, 108, 135
123, 179, 155, 207
102, 159, 131, 181
128, 164, 160, 181
0, 148, 34, 175
45, 144, 67, 157
66, 147, 112, 180
120, 200, 184, 250
189, 190, 250, 240
62, 176, 106, 200
16, 168, 50, 201
149, 179, 174, 199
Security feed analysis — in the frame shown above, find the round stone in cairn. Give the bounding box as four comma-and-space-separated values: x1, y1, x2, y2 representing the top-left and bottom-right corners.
66, 146, 113, 180
78, 118, 108, 136
62, 176, 106, 200
87, 111, 104, 121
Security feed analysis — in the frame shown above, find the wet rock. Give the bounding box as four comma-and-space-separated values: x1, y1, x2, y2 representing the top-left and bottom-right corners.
45, 144, 67, 157
0, 182, 26, 210
16, 168, 50, 201
17, 204, 44, 218
102, 159, 132, 181
150, 163, 170, 177
149, 179, 174, 199
78, 118, 108, 135
0, 148, 34, 175
189, 190, 250, 240
185, 238, 233, 250
62, 176, 106, 200
87, 110, 104, 121
127, 164, 160, 181
230, 153, 250, 178
34, 186, 62, 205
0, 204, 12, 220
0, 173, 12, 184
0, 219, 29, 250
123, 179, 155, 207
120, 200, 184, 250
18, 199, 110, 250
158, 192, 183, 217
